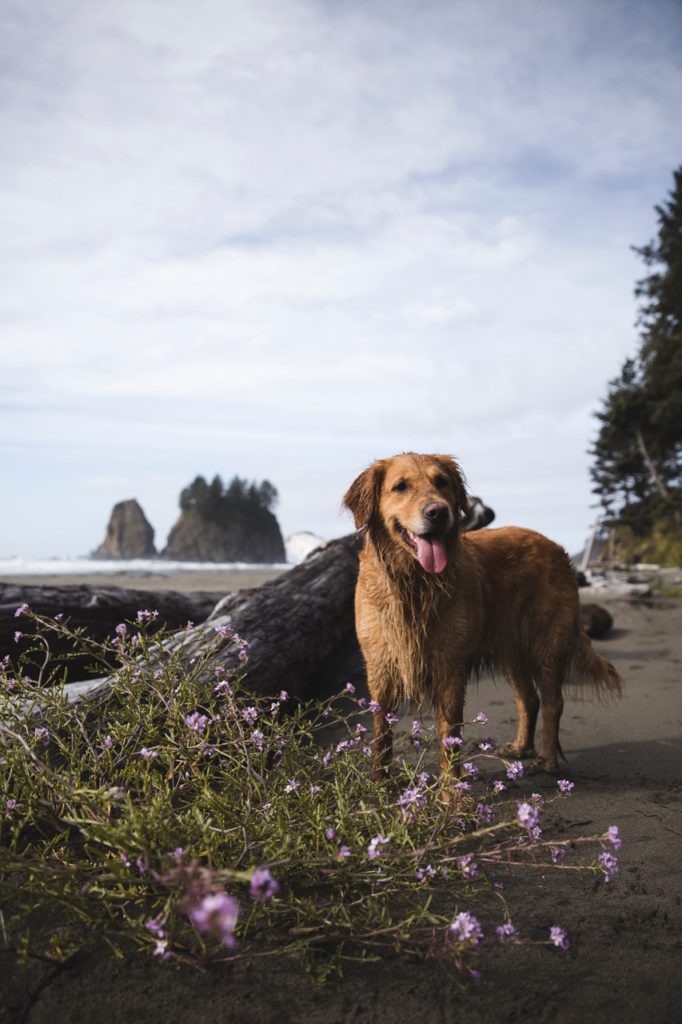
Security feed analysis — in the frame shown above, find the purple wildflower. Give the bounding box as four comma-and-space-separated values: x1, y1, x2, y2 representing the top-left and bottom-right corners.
337, 845, 351, 859
325, 828, 336, 841
506, 761, 524, 781
557, 779, 574, 795
139, 747, 158, 761
462, 761, 480, 779
474, 711, 488, 726
187, 891, 239, 949
606, 825, 622, 850
367, 834, 390, 860
476, 802, 494, 824
517, 802, 540, 831
284, 778, 299, 793
215, 679, 232, 696
250, 867, 279, 900
136, 609, 158, 623
442, 735, 463, 749
397, 786, 426, 817
345, 682, 355, 694
385, 712, 399, 726
250, 729, 265, 751
368, 700, 382, 713
185, 712, 209, 733
491, 779, 507, 794
145, 915, 166, 937
416, 864, 436, 881
279, 690, 289, 701
152, 938, 171, 958
496, 921, 519, 943
458, 854, 479, 878
241, 706, 259, 726
550, 847, 566, 865
598, 851, 619, 882
549, 925, 570, 950
14, 603, 29, 617
6, 798, 21, 811
449, 911, 484, 946
13, 631, 22, 643
115, 623, 128, 637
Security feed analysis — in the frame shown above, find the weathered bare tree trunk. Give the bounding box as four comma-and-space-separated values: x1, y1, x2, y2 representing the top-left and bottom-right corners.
635, 426, 669, 499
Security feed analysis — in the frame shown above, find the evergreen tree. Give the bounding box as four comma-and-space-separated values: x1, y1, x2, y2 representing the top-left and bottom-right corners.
591, 168, 682, 531
177, 474, 280, 521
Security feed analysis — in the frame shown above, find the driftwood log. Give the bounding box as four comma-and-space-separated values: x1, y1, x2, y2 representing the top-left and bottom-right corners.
3, 532, 614, 707
1, 582, 224, 679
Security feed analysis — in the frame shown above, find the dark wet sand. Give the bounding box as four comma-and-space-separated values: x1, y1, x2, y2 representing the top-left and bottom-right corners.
0, 567, 287, 593
2, 597, 681, 1023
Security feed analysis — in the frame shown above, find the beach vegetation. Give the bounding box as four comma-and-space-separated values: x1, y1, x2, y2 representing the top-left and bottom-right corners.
1, 606, 621, 980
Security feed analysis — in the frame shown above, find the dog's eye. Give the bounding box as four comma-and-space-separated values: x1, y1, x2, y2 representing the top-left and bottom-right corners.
433, 474, 448, 490
392, 480, 409, 493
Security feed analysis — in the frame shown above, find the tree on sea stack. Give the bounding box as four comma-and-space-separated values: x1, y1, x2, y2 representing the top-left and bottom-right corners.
591, 167, 682, 556
161, 474, 286, 563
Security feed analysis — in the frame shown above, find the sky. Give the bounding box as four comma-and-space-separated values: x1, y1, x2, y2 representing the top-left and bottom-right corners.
1, 0, 681, 560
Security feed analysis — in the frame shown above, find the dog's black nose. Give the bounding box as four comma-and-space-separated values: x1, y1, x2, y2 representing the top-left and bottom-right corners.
423, 502, 449, 525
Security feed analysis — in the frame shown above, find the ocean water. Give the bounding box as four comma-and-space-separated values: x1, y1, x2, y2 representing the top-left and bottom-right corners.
0, 557, 290, 575
0, 533, 327, 575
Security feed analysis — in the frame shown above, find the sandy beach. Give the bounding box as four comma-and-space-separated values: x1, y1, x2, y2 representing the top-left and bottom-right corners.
2, 585, 681, 1023
0, 567, 288, 594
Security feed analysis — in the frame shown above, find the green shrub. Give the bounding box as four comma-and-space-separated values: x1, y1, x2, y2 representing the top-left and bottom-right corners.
1, 607, 620, 978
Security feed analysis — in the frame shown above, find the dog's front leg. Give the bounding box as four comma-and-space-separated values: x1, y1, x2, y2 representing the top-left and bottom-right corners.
434, 674, 468, 799
366, 667, 399, 781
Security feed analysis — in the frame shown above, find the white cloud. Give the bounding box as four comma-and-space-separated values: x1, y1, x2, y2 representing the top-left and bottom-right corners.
1, 0, 681, 557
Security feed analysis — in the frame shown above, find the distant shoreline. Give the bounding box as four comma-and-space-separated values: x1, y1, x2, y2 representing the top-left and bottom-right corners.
0, 566, 288, 594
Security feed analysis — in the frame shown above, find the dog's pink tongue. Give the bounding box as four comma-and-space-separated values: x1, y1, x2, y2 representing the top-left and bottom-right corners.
413, 535, 448, 574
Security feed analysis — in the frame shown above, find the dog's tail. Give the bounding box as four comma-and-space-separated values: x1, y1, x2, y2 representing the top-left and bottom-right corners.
565, 631, 623, 702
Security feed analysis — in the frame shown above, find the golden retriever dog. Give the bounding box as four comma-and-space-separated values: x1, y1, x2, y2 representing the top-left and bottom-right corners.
343, 453, 622, 785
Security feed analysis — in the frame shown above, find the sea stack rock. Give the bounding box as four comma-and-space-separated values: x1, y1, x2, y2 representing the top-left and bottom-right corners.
160, 507, 285, 563
93, 499, 157, 559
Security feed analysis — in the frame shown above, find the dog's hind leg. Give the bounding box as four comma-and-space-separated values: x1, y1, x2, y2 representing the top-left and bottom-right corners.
371, 706, 393, 781
529, 664, 564, 773
498, 671, 539, 760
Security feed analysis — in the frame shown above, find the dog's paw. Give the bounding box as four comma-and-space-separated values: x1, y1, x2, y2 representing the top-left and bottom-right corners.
525, 756, 559, 776
497, 742, 537, 760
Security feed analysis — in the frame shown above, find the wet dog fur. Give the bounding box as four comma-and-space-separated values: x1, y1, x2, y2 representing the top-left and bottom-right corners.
343, 453, 622, 786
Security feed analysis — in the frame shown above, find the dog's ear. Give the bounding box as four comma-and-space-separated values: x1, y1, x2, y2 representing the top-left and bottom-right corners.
435, 455, 470, 524
343, 461, 385, 530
